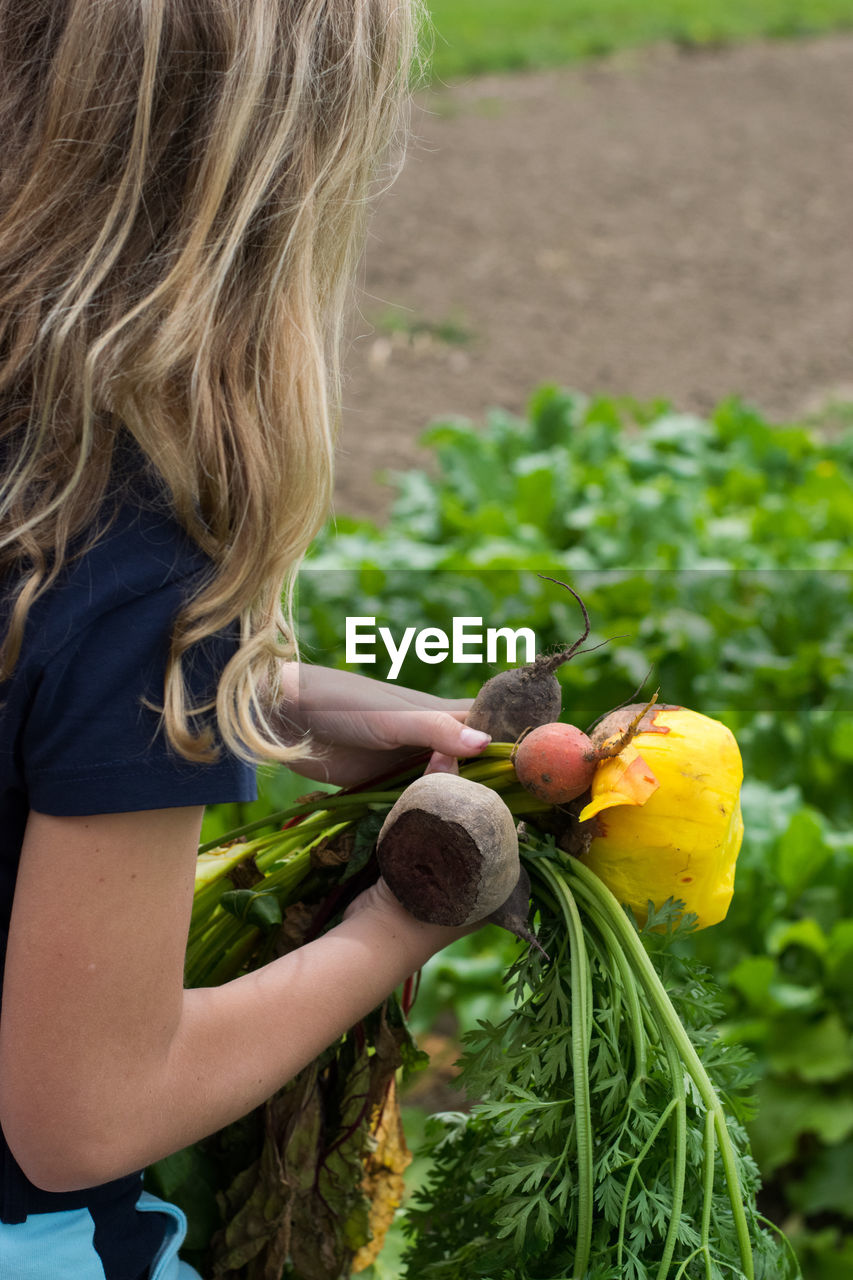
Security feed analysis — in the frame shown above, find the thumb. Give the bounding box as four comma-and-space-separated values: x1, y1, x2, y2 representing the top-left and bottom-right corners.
424, 750, 459, 775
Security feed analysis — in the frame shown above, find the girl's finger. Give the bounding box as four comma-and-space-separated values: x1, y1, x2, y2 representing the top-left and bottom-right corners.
384, 709, 490, 758
424, 751, 459, 775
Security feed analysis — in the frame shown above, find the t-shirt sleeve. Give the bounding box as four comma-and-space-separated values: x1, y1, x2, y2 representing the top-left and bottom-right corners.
23, 579, 257, 816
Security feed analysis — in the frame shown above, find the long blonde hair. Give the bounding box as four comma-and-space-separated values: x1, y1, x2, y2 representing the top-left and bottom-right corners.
0, 0, 423, 761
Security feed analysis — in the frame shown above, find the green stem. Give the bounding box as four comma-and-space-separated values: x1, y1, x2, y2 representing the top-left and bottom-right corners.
189, 842, 314, 943
186, 848, 316, 984
604, 923, 649, 1081
190, 876, 233, 928
754, 1215, 803, 1279
656, 1038, 688, 1280
254, 816, 353, 872
548, 866, 648, 1081
568, 864, 687, 1279
202, 929, 261, 987
564, 857, 755, 1280
616, 1097, 678, 1268
476, 743, 516, 759
196, 790, 398, 854
185, 913, 248, 986
579, 903, 649, 1084
673, 1246, 706, 1280
502, 787, 552, 816
701, 1108, 716, 1280
197, 815, 297, 852
536, 860, 593, 1280
458, 759, 517, 786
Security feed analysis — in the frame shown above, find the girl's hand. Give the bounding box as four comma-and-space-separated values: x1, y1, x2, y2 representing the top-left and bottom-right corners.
342, 874, 481, 941
273, 664, 490, 786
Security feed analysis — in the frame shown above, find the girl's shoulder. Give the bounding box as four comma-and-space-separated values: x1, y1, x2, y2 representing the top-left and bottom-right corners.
9, 450, 210, 670
0, 446, 256, 822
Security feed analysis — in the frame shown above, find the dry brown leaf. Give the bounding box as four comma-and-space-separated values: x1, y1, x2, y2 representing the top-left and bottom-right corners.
310, 829, 356, 870
351, 1078, 412, 1273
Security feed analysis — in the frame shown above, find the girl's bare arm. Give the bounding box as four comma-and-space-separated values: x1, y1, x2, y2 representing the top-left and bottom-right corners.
0, 805, 462, 1193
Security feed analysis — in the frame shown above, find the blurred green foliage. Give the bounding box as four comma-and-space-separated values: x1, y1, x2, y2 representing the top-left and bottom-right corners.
424, 0, 853, 80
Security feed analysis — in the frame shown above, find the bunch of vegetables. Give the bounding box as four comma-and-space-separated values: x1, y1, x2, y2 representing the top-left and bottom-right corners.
152, 586, 800, 1280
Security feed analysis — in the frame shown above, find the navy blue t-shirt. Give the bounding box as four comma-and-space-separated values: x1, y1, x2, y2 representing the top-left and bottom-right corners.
0, 456, 256, 1276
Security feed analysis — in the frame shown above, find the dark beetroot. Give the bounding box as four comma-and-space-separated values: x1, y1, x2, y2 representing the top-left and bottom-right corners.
466, 578, 590, 742
376, 774, 519, 927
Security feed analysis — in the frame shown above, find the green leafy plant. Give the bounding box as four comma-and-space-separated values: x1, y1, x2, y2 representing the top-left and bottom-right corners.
403, 863, 792, 1280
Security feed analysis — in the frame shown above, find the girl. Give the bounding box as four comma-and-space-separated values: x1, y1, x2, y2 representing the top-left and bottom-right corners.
0, 3, 491, 1278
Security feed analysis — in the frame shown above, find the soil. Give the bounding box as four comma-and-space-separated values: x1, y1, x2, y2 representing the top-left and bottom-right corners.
335, 34, 853, 520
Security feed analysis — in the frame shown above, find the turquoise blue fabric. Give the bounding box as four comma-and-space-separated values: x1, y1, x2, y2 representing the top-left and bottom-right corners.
0, 1190, 202, 1280
136, 1193, 202, 1280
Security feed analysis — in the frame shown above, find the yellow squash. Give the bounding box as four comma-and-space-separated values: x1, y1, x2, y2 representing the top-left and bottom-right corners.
577, 706, 743, 930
